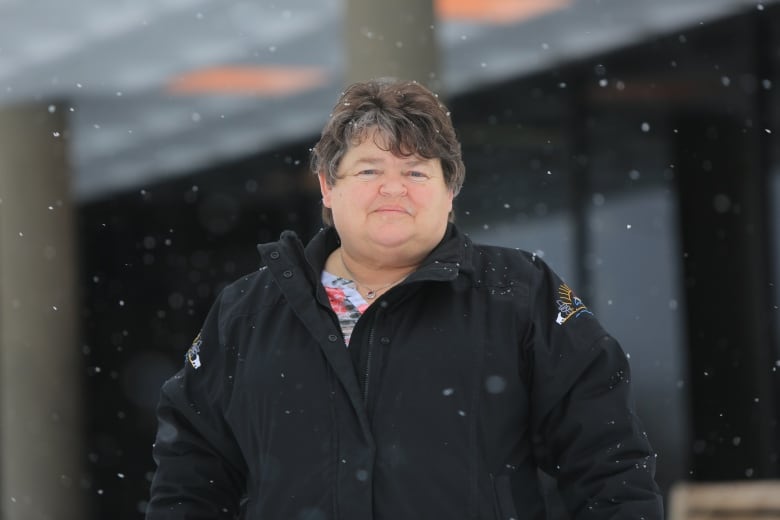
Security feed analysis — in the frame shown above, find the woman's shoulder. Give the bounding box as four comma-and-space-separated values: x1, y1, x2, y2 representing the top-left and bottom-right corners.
217, 264, 282, 318
468, 241, 548, 282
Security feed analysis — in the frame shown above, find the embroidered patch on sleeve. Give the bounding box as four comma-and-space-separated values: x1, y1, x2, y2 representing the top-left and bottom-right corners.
186, 332, 203, 369
555, 283, 593, 325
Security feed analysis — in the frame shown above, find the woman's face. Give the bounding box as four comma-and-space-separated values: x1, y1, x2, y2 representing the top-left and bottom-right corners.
318, 130, 453, 264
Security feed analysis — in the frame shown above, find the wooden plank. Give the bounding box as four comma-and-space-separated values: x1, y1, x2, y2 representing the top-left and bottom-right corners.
669, 481, 780, 520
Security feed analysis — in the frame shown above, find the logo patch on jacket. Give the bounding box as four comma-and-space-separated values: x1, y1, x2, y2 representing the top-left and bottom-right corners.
186, 332, 203, 369
555, 283, 592, 325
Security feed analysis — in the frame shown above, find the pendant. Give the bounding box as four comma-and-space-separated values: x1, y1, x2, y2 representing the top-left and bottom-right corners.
366, 290, 376, 299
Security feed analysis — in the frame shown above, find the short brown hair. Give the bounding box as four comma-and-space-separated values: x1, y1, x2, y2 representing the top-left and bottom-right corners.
310, 78, 465, 226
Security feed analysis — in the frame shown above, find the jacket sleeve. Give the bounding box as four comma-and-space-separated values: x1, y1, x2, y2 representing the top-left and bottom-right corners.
146, 289, 247, 519
525, 258, 664, 519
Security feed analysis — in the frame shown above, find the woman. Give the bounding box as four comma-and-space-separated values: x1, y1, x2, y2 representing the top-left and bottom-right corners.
146, 78, 664, 519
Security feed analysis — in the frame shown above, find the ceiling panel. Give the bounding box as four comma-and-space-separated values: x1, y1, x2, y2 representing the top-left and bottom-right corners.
0, 0, 770, 201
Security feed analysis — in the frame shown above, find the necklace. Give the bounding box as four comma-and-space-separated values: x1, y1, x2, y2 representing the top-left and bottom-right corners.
339, 251, 409, 299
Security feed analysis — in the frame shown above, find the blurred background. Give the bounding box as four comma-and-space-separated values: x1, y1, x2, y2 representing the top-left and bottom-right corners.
0, 0, 778, 518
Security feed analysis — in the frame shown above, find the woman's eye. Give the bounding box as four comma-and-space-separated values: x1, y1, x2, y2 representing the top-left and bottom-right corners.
356, 169, 379, 179
407, 171, 429, 181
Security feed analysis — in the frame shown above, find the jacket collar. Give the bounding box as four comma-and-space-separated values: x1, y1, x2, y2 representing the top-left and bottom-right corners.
411, 222, 476, 281
257, 223, 475, 290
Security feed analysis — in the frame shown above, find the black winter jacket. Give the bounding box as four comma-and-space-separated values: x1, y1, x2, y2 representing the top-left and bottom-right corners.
147, 224, 663, 520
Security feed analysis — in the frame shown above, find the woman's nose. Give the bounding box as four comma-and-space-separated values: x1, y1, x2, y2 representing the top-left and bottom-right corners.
379, 171, 408, 196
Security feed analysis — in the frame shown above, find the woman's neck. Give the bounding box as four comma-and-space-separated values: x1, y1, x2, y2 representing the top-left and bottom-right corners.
325, 247, 418, 289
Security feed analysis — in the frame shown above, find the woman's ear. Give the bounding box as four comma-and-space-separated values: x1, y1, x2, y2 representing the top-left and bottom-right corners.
318, 173, 332, 208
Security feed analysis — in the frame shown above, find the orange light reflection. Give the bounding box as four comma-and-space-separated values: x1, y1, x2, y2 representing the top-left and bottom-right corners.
167, 66, 328, 96
436, 0, 571, 24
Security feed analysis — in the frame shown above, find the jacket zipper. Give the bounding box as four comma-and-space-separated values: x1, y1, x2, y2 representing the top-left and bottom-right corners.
362, 324, 376, 404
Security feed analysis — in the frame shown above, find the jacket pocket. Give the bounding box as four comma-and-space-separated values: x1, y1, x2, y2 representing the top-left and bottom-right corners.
492, 474, 520, 520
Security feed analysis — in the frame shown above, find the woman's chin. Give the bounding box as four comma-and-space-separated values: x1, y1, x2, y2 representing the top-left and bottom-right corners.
371, 235, 413, 250
366, 226, 416, 250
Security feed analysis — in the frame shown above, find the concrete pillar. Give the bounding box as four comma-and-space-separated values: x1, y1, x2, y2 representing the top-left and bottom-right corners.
344, 0, 440, 91
0, 102, 86, 519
